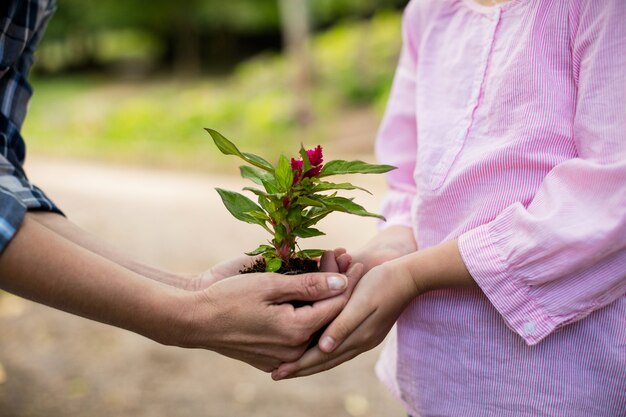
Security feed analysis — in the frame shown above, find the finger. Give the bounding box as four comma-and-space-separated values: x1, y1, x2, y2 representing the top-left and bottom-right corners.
343, 263, 364, 294
220, 344, 301, 370
319, 250, 339, 273
293, 291, 347, 336
210, 255, 259, 280
266, 273, 348, 304
272, 346, 361, 380
336, 253, 352, 274
286, 349, 362, 378
333, 247, 347, 257
297, 263, 363, 329
271, 346, 329, 380
317, 283, 372, 353
294, 263, 364, 328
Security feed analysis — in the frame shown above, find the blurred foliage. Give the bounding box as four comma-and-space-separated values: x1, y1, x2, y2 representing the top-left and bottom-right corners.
314, 12, 401, 103
39, 0, 407, 74
24, 12, 402, 171
312, 0, 408, 23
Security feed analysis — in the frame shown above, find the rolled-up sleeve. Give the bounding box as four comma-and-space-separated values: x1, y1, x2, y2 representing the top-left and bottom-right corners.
0, 0, 61, 250
0, 187, 26, 252
458, 0, 626, 345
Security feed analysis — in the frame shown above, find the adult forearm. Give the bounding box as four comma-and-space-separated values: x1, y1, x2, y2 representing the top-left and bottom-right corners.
29, 212, 193, 289
0, 215, 360, 372
0, 216, 184, 344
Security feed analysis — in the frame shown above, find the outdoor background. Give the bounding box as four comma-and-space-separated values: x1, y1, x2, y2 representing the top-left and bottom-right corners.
1, 0, 410, 416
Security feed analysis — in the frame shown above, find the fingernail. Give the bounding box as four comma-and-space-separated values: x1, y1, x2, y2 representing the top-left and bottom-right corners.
327, 276, 347, 290
320, 336, 336, 352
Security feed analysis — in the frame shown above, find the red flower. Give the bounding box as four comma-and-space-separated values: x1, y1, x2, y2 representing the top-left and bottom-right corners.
303, 165, 322, 178
291, 145, 324, 184
290, 158, 303, 185
291, 158, 303, 172
306, 145, 324, 167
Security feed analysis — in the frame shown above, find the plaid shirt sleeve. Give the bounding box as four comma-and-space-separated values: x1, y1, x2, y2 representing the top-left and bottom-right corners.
0, 0, 62, 253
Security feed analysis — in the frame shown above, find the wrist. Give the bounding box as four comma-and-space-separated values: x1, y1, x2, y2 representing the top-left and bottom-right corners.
159, 288, 220, 349
141, 285, 201, 347
181, 272, 202, 291
392, 240, 475, 295
380, 257, 423, 301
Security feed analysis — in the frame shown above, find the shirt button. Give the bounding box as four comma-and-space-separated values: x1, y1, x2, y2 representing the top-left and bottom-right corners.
523, 321, 536, 335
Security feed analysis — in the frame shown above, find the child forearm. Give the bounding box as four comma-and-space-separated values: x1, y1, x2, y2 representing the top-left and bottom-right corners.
272, 239, 477, 380
389, 239, 477, 294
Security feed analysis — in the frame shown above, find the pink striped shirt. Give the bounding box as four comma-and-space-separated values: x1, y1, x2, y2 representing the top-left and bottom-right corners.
374, 0, 626, 416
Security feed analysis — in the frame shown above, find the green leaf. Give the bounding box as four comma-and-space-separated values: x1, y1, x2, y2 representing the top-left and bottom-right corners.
299, 144, 313, 172
242, 152, 274, 172
275, 155, 294, 191
319, 160, 396, 177
295, 196, 325, 208
296, 176, 315, 188
292, 227, 325, 238
240, 166, 273, 185
244, 178, 279, 196
206, 128, 239, 155
216, 188, 268, 226
305, 206, 330, 216
257, 195, 273, 213
286, 209, 302, 226
298, 249, 325, 259
262, 179, 279, 194
242, 187, 267, 197
245, 244, 274, 256
301, 210, 332, 228
245, 210, 270, 221
312, 181, 372, 194
265, 257, 282, 272
274, 223, 287, 241
242, 187, 283, 201
323, 196, 386, 220
205, 128, 273, 171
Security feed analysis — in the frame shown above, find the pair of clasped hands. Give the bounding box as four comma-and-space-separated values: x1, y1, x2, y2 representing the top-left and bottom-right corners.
0, 213, 423, 382
194, 226, 417, 381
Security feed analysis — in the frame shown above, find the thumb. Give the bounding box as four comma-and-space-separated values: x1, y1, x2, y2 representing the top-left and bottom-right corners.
268, 273, 348, 304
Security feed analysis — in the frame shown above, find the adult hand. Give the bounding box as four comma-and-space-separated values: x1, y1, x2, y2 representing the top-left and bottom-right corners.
190, 248, 352, 291
189, 255, 257, 290
271, 260, 418, 380
170, 264, 364, 372
0, 216, 364, 373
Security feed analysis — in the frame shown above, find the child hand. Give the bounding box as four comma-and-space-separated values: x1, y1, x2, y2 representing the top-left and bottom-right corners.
271, 261, 420, 380
319, 248, 352, 273
351, 225, 417, 272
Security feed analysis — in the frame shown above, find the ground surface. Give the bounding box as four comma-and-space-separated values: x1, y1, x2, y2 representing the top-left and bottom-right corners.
0, 156, 406, 417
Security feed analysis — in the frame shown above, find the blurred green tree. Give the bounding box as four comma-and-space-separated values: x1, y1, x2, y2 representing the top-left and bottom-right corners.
40, 0, 407, 75
278, 0, 313, 126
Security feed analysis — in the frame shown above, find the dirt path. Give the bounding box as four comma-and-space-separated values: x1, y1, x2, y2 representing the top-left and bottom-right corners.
0, 157, 404, 417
